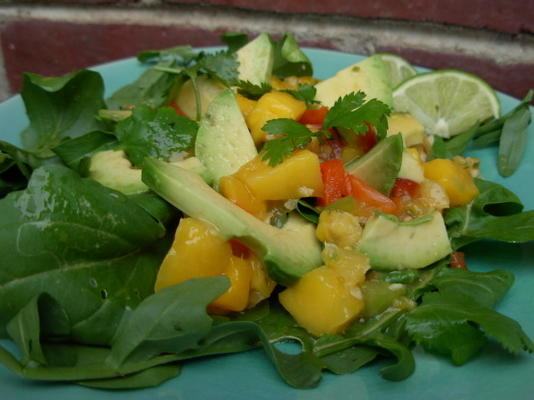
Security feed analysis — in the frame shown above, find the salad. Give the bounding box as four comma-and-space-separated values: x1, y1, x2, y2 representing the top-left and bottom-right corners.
0, 32, 533, 391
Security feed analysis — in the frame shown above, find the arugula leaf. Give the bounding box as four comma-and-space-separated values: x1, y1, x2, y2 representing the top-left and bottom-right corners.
431, 123, 479, 159
237, 80, 272, 100
272, 33, 313, 78
6, 294, 69, 366
107, 60, 180, 109
323, 92, 391, 139
220, 32, 249, 52
260, 119, 324, 166
52, 131, 117, 174
282, 84, 318, 105
0, 165, 167, 344
320, 345, 378, 374
79, 364, 181, 389
115, 105, 198, 167
106, 276, 229, 368
137, 45, 196, 64
498, 103, 531, 177
445, 178, 534, 248
296, 198, 320, 224
405, 291, 534, 364
21, 71, 107, 155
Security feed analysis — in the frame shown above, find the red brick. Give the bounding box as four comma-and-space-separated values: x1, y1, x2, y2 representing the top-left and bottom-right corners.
376, 45, 534, 101
1, 20, 223, 94
170, 0, 534, 34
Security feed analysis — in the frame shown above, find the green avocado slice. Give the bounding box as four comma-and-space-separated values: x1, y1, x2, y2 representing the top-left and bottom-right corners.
142, 159, 322, 286
345, 134, 403, 196
357, 211, 452, 271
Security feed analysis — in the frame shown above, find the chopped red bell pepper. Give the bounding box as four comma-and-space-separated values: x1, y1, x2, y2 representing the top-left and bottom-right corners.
450, 251, 468, 270
391, 178, 420, 199
298, 106, 329, 125
347, 175, 398, 215
317, 159, 348, 206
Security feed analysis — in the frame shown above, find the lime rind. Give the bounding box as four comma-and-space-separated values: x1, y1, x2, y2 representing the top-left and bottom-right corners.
392, 69, 500, 138
376, 53, 417, 88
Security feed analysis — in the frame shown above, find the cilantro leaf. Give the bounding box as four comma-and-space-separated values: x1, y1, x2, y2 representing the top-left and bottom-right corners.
237, 81, 272, 100
197, 51, 239, 86
282, 84, 318, 105
115, 105, 198, 167
261, 119, 319, 166
323, 91, 391, 139
220, 32, 249, 53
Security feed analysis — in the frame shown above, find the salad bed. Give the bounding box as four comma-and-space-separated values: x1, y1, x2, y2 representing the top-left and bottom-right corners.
0, 33, 533, 393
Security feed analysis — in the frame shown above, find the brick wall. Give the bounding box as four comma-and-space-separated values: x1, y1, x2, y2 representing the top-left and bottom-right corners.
0, 1, 533, 101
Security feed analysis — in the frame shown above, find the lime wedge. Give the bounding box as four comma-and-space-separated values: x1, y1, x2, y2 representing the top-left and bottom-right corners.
392, 70, 500, 138
377, 53, 417, 88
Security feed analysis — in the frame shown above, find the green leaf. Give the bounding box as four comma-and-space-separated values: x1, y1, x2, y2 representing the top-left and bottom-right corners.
0, 165, 167, 344
220, 32, 249, 53
107, 60, 180, 109
324, 92, 391, 139
498, 104, 531, 177
282, 84, 318, 105
405, 292, 534, 364
237, 80, 272, 100
198, 51, 240, 86
115, 105, 198, 167
260, 119, 321, 166
6, 294, 70, 366
21, 71, 107, 155
52, 131, 117, 174
79, 364, 181, 389
320, 345, 378, 374
137, 45, 196, 64
296, 198, 320, 224
431, 123, 478, 159
272, 33, 313, 78
106, 277, 230, 368
445, 178, 534, 248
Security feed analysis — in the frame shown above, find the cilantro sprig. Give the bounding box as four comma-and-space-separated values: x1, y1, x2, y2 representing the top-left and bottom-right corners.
324, 91, 391, 139
261, 119, 326, 166
282, 84, 318, 106
261, 91, 391, 166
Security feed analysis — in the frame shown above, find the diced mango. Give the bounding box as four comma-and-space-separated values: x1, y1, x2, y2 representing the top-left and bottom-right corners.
210, 255, 253, 313
279, 265, 365, 336
423, 158, 479, 206
387, 113, 425, 147
248, 252, 277, 308
321, 246, 369, 286
236, 150, 324, 201
154, 218, 231, 292
219, 175, 267, 219
316, 210, 362, 249
235, 93, 257, 118
246, 91, 307, 144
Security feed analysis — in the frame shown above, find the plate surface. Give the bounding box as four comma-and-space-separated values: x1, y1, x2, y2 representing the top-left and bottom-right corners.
0, 48, 533, 400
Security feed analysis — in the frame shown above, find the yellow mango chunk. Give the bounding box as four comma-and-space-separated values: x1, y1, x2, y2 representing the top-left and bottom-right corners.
237, 150, 324, 201
219, 175, 267, 219
387, 113, 425, 147
316, 210, 362, 249
248, 252, 277, 308
246, 91, 306, 144
279, 265, 364, 336
235, 93, 257, 118
210, 256, 253, 313
321, 246, 370, 286
154, 218, 231, 292
423, 159, 479, 206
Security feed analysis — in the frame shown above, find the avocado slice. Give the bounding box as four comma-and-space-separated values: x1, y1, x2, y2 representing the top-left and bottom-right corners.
236, 33, 274, 85
89, 150, 148, 195
398, 150, 424, 183
142, 159, 322, 285
315, 55, 392, 107
175, 75, 225, 120
357, 211, 452, 271
195, 89, 257, 188
345, 134, 403, 195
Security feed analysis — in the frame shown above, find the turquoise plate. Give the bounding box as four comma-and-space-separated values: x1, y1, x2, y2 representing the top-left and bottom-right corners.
1, 48, 533, 400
